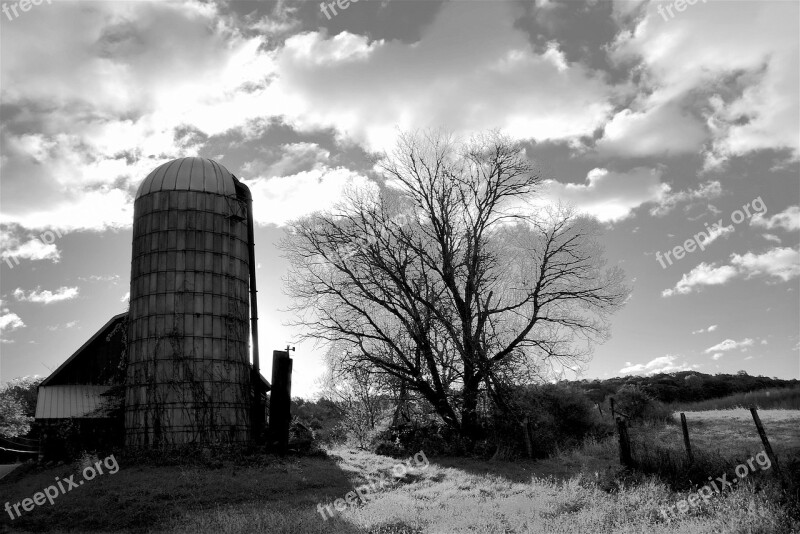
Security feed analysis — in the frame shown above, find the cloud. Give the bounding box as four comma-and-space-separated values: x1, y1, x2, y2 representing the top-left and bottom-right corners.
649, 181, 722, 217
266, 3, 616, 152
702, 223, 735, 246
692, 324, 718, 334
751, 206, 800, 232
120, 292, 130, 303
611, 1, 799, 165
711, 353, 724, 361
543, 167, 668, 223
243, 166, 374, 226
663, 247, 800, 296
662, 262, 738, 297
242, 143, 331, 179
705, 338, 754, 353
730, 247, 800, 282
762, 233, 782, 244
13, 286, 79, 305
0, 1, 624, 233
620, 355, 692, 375
0, 228, 61, 267
47, 321, 79, 332
596, 100, 707, 157
0, 1, 272, 232
0, 300, 25, 337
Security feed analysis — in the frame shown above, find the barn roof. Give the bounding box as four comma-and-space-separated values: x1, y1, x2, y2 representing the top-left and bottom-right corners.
40, 312, 127, 387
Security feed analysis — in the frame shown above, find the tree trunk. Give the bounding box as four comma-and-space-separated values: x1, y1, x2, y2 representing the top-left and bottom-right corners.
460, 381, 481, 441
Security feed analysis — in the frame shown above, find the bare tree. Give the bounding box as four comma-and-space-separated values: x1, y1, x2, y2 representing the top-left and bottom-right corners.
282, 130, 629, 440
317, 349, 388, 448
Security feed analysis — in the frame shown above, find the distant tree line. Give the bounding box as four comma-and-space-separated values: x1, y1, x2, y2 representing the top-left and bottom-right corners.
572, 371, 799, 406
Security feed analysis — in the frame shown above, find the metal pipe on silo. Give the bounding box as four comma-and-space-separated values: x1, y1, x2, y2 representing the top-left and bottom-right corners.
233, 180, 265, 441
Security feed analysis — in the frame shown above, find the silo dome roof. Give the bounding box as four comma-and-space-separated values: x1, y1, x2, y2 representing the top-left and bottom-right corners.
135, 157, 238, 199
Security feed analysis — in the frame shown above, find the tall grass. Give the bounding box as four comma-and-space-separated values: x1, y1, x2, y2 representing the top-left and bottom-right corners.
671, 386, 800, 412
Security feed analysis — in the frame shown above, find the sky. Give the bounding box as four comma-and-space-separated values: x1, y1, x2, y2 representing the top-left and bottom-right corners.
0, 0, 798, 398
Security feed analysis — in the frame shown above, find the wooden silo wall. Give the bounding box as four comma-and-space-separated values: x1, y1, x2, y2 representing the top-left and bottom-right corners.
125, 190, 251, 447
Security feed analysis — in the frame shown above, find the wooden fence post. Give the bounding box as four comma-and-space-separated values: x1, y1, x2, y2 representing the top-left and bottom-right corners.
616, 417, 633, 468
750, 407, 782, 481
680, 413, 694, 465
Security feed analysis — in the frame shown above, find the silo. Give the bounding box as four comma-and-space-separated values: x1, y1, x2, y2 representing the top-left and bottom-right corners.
126, 157, 254, 447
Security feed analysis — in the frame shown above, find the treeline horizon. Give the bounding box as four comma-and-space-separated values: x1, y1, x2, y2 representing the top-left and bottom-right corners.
568, 370, 800, 405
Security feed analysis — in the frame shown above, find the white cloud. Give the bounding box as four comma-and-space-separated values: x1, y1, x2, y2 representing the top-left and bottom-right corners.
0, 1, 624, 233
751, 206, 800, 232
597, 100, 707, 157
620, 355, 692, 375
13, 286, 79, 305
763, 233, 782, 244
242, 143, 330, 179
705, 338, 754, 353
0, 229, 61, 267
543, 167, 668, 223
611, 1, 799, 165
692, 324, 718, 334
0, 300, 25, 337
0, 1, 272, 232
649, 181, 722, 217
702, 223, 735, 246
711, 353, 724, 361
47, 321, 79, 332
662, 262, 738, 297
663, 247, 800, 296
264, 3, 615, 152
243, 166, 374, 227
120, 292, 130, 303
730, 247, 800, 282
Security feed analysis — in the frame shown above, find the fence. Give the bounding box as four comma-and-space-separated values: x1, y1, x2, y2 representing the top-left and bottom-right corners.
0, 435, 40, 462
613, 405, 784, 484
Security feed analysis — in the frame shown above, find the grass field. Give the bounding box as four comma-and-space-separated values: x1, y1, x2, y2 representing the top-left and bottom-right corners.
0, 409, 797, 533
632, 409, 800, 461
1, 446, 796, 532
671, 386, 800, 412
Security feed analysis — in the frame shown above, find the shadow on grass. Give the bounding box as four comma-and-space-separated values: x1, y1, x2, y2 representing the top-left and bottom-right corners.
0, 452, 366, 533
429, 454, 593, 484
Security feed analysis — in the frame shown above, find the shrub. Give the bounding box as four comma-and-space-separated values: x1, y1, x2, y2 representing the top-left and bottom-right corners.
613, 384, 674, 425
493, 384, 609, 459
371, 421, 468, 457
